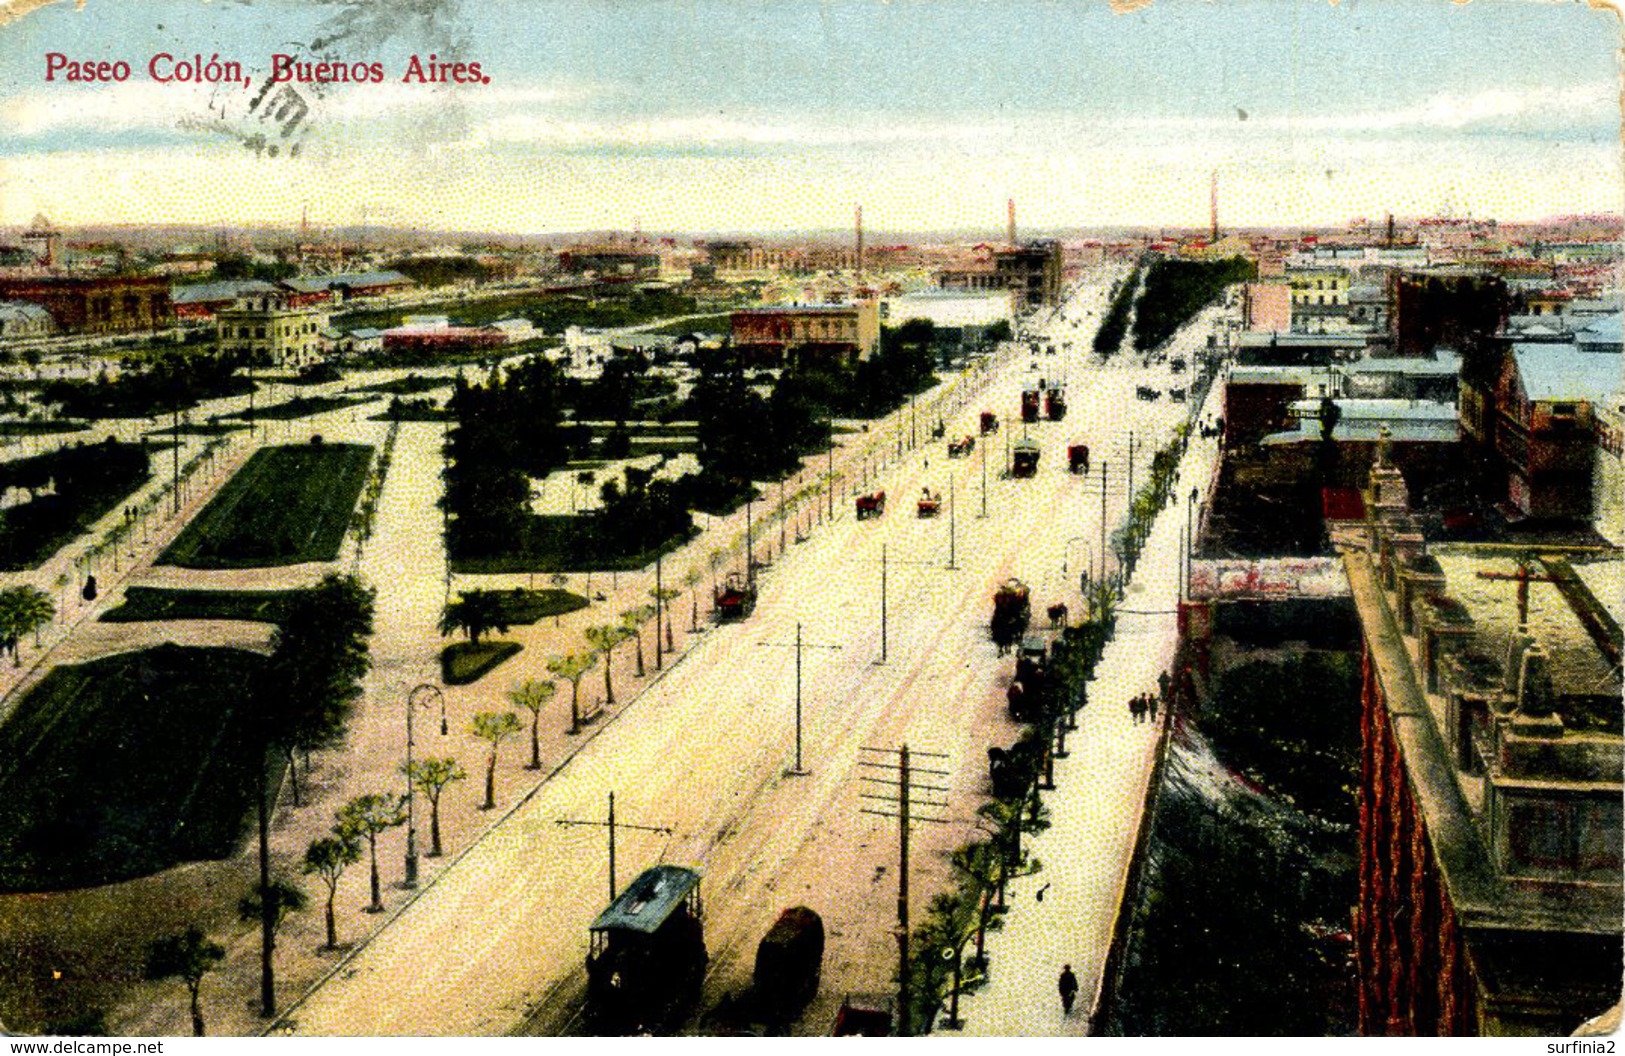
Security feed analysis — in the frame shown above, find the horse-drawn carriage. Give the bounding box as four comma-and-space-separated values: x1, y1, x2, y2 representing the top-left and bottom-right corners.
855, 490, 886, 520
947, 435, 975, 458
916, 489, 941, 518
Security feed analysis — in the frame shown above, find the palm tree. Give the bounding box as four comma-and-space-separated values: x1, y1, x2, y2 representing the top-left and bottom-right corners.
439, 589, 510, 644
583, 624, 628, 705
618, 607, 651, 677
547, 652, 598, 734
650, 587, 680, 656
469, 710, 521, 810
684, 567, 702, 631
508, 679, 558, 770
302, 834, 361, 950
336, 793, 407, 913
403, 756, 466, 856
146, 927, 225, 1036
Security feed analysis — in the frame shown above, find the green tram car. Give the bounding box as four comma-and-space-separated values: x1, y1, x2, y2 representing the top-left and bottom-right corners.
586, 865, 709, 1031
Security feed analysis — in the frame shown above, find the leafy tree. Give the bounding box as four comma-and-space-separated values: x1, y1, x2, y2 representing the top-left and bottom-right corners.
439, 588, 510, 644
404, 756, 467, 856
469, 710, 522, 810
618, 606, 652, 678
236, 878, 306, 1010
249, 573, 375, 1016
336, 793, 407, 913
302, 834, 362, 950
950, 841, 1008, 968
547, 651, 598, 734
145, 927, 225, 1036
507, 679, 558, 770
583, 624, 629, 705
650, 586, 680, 656
684, 567, 702, 631
975, 796, 1049, 912
0, 585, 52, 665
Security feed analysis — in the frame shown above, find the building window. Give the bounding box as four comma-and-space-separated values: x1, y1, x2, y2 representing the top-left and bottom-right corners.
256, 327, 266, 339
1509, 800, 1571, 869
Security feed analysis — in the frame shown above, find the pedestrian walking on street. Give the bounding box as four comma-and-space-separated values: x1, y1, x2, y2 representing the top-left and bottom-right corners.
1158, 670, 1171, 706
1058, 964, 1079, 1015
1148, 693, 1158, 722
1129, 694, 1144, 724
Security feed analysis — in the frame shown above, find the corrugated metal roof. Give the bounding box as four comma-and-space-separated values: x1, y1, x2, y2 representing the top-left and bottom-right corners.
1512, 344, 1622, 404
172, 279, 278, 303
590, 865, 701, 934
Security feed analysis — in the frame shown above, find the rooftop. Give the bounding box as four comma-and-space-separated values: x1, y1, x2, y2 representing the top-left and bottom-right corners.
590, 865, 701, 934
1512, 344, 1622, 404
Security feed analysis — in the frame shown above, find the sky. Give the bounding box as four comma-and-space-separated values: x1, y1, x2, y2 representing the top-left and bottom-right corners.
0, 0, 1619, 235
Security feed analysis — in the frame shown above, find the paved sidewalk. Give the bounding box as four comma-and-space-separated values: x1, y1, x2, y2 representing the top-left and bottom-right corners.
954, 323, 1228, 1037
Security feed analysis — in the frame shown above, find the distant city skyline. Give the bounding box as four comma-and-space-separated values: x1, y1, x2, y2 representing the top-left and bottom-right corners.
0, 0, 1618, 234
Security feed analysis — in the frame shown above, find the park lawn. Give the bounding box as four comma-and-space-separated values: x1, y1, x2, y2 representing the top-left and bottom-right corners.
0, 441, 153, 572
486, 587, 589, 624
160, 442, 373, 569
450, 519, 697, 575
228, 394, 376, 421
347, 374, 454, 396
0, 645, 273, 892
100, 587, 304, 625
0, 421, 89, 436
441, 640, 522, 685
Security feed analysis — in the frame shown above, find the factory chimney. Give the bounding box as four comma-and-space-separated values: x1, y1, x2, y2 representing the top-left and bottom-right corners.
1007, 198, 1017, 247
855, 205, 864, 278
1386, 212, 1396, 249
1209, 170, 1219, 242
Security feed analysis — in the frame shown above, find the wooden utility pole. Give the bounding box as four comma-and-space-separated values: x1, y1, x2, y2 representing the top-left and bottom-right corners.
858, 744, 949, 1035
979, 439, 988, 519
554, 791, 673, 902
1099, 460, 1108, 590
756, 623, 841, 775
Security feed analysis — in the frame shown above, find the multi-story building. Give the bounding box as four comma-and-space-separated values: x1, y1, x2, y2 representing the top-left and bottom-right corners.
0, 275, 172, 334
215, 293, 329, 366
1287, 267, 1351, 328
1484, 342, 1621, 520
1348, 455, 1622, 1035
1242, 282, 1292, 333
729, 302, 879, 367
557, 245, 661, 279
993, 240, 1063, 309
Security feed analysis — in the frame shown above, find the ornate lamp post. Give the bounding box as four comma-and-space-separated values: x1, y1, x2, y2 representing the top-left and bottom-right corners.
403, 683, 446, 888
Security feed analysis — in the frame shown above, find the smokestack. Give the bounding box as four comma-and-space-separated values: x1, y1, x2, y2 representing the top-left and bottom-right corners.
1386, 212, 1396, 249
1007, 199, 1017, 247
855, 205, 864, 278
1210, 170, 1219, 242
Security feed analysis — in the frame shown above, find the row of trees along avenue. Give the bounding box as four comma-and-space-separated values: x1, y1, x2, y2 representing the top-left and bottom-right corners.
442, 326, 940, 569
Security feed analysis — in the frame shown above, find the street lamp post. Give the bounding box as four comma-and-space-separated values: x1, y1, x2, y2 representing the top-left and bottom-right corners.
403, 683, 445, 888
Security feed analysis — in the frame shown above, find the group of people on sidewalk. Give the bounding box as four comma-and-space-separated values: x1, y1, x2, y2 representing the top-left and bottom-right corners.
1126, 670, 1171, 725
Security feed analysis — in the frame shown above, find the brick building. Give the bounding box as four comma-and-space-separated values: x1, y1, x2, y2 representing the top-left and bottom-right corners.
0, 275, 171, 334
729, 303, 879, 367
1347, 455, 1622, 1035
